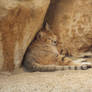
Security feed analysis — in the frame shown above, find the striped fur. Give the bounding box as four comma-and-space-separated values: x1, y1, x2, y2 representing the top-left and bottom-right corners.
23, 24, 92, 72
24, 62, 92, 72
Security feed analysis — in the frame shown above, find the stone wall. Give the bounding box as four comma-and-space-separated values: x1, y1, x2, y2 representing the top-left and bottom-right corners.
46, 0, 92, 56
0, 0, 50, 71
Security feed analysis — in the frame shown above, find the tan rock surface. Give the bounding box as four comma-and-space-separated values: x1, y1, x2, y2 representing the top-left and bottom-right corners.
47, 0, 92, 56
0, 69, 92, 92
0, 0, 50, 71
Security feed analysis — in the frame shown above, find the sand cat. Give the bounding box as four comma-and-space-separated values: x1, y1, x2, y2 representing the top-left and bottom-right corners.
23, 24, 92, 72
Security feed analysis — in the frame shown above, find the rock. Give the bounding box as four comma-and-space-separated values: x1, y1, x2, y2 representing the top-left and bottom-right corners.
0, 0, 50, 71
0, 69, 92, 92
46, 0, 92, 56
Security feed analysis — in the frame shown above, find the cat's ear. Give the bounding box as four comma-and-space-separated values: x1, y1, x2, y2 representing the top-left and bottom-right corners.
37, 31, 45, 39
45, 22, 51, 31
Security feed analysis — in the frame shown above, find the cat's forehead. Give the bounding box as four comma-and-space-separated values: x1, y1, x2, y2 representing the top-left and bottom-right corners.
38, 30, 57, 41
45, 31, 56, 37
48, 33, 56, 39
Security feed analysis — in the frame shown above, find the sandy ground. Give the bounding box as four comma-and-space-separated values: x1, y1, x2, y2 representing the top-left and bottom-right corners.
0, 68, 92, 92
0, 58, 92, 92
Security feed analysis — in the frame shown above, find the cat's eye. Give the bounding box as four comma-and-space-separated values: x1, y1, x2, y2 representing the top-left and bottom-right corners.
53, 41, 57, 44
52, 40, 57, 46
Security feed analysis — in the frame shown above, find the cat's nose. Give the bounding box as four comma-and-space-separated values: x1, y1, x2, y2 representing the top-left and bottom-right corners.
56, 54, 59, 57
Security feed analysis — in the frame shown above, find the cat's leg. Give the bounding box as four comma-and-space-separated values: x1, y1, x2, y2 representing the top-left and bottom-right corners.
57, 55, 92, 69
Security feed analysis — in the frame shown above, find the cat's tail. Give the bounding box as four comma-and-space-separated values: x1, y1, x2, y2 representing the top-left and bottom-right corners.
30, 62, 92, 72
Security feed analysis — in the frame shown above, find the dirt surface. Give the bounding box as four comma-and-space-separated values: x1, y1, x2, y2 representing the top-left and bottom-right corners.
0, 65, 92, 92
